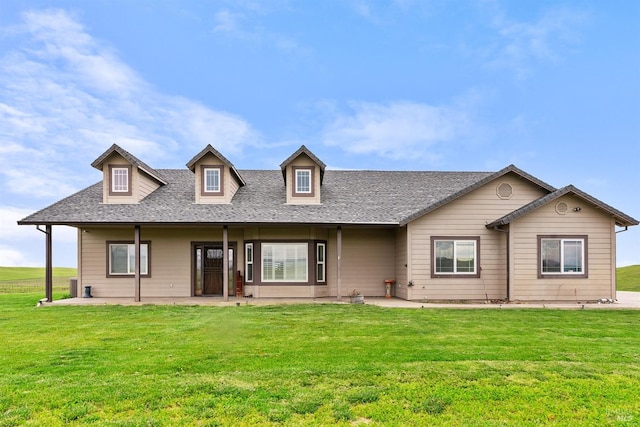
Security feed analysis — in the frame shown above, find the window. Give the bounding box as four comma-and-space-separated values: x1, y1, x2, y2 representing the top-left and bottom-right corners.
292, 167, 314, 196
109, 165, 132, 196
245, 243, 254, 282
539, 236, 587, 277
201, 165, 223, 195
432, 237, 480, 277
316, 242, 326, 283
262, 243, 308, 282
108, 242, 150, 277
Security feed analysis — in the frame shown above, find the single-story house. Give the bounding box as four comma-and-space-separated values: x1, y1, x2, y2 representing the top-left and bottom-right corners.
19, 144, 638, 303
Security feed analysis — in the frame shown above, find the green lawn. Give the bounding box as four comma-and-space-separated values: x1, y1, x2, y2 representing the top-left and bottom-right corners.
1, 293, 639, 426
0, 267, 76, 293
617, 265, 640, 292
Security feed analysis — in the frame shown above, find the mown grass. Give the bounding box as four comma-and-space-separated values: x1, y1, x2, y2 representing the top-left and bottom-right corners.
1, 293, 639, 426
617, 265, 640, 292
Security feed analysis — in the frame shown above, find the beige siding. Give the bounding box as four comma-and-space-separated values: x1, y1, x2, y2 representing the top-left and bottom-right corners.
79, 227, 242, 298
285, 154, 322, 205
138, 173, 161, 200
193, 153, 241, 204
394, 227, 409, 299
100, 153, 161, 204
339, 228, 395, 297
407, 173, 548, 301
510, 194, 614, 301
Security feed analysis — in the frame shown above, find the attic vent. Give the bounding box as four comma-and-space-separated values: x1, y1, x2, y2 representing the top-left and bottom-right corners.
556, 202, 569, 215
496, 183, 513, 199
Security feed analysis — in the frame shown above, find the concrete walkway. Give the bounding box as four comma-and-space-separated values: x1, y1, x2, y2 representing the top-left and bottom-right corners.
42, 291, 640, 309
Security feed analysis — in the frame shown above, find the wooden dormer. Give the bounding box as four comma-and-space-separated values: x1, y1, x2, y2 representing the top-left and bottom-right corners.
91, 144, 167, 204
280, 145, 326, 205
186, 145, 245, 204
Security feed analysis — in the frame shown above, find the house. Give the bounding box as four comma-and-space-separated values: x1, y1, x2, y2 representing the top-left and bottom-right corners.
19, 144, 638, 303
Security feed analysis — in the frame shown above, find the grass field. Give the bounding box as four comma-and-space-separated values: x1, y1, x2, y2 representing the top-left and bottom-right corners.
0, 267, 77, 293
1, 293, 639, 426
617, 265, 640, 292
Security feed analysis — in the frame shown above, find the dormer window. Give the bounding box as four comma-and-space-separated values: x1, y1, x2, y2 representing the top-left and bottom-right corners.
293, 167, 314, 197
109, 165, 132, 196
201, 166, 224, 196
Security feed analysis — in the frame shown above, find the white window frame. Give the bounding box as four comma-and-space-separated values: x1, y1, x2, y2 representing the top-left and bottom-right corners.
295, 169, 312, 194
316, 242, 326, 283
245, 243, 254, 282
108, 243, 149, 276
432, 237, 479, 277
111, 167, 129, 193
540, 237, 586, 276
203, 167, 221, 193
261, 242, 308, 283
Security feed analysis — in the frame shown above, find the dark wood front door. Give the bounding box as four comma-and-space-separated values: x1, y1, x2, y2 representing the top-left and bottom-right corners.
194, 243, 235, 297
203, 246, 224, 295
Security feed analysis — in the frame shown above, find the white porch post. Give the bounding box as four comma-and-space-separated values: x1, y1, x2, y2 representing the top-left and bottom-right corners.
134, 225, 141, 302
223, 225, 229, 301
337, 226, 342, 301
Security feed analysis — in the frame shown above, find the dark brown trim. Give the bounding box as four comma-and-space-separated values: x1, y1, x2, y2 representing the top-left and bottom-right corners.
200, 165, 224, 196
430, 236, 481, 278
108, 164, 133, 196
106, 240, 151, 278
190, 241, 237, 296
537, 235, 588, 279
292, 166, 315, 197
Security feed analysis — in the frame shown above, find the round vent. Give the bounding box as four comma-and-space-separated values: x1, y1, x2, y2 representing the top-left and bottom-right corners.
556, 202, 569, 215
496, 182, 513, 199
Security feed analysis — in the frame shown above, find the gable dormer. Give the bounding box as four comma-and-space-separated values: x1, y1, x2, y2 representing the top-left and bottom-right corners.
91, 144, 166, 204
186, 145, 245, 204
280, 145, 326, 205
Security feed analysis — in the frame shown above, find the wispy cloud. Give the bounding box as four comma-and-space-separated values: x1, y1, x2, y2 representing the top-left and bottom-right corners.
0, 8, 259, 201
478, 4, 589, 79
322, 100, 472, 163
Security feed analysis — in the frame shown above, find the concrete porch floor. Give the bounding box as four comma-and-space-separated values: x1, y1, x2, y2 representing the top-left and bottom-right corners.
40, 291, 640, 309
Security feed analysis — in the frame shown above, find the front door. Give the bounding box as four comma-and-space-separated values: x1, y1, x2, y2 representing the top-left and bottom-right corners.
194, 243, 235, 296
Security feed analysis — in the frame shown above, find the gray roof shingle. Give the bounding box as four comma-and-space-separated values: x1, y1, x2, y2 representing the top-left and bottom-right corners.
19, 169, 500, 226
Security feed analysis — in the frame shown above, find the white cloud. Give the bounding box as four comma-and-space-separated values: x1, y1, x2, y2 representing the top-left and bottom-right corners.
0, 245, 34, 267
322, 100, 471, 162
0, 8, 259, 201
481, 5, 589, 79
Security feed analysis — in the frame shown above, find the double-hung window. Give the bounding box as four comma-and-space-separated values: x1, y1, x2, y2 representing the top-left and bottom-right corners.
202, 166, 222, 195
432, 237, 480, 277
293, 167, 313, 196
245, 243, 254, 282
539, 236, 587, 277
108, 242, 150, 277
109, 165, 131, 195
316, 242, 326, 283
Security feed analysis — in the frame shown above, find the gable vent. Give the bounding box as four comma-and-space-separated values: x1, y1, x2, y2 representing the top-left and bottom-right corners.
556, 202, 569, 215
496, 182, 513, 199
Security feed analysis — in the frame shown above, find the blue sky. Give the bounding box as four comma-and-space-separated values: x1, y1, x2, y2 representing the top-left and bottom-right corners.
0, 0, 638, 268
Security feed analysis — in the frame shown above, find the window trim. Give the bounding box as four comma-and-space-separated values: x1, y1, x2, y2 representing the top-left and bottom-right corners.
200, 165, 224, 196
261, 242, 309, 283
316, 242, 326, 283
248, 240, 326, 286
431, 236, 481, 278
106, 241, 151, 278
292, 166, 315, 197
245, 242, 254, 282
108, 164, 132, 196
538, 235, 588, 279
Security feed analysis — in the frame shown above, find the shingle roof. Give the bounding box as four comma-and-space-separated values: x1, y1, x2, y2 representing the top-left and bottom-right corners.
90, 144, 168, 185
486, 185, 639, 228
18, 169, 498, 226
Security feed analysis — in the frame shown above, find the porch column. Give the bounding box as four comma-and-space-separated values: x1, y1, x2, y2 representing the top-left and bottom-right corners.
134, 225, 141, 302
337, 226, 342, 301
45, 225, 53, 302
223, 226, 229, 301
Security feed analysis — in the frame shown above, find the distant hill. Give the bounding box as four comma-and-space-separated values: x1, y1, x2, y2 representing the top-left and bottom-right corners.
617, 265, 640, 292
